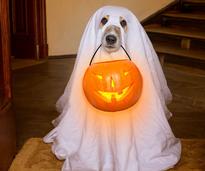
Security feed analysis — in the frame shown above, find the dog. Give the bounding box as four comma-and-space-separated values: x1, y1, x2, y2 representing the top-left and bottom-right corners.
101, 15, 127, 53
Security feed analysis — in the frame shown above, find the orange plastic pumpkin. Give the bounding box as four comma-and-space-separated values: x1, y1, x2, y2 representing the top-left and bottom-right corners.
83, 59, 143, 112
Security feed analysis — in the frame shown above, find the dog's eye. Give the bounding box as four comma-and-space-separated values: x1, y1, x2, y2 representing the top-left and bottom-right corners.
101, 17, 108, 25
120, 20, 127, 28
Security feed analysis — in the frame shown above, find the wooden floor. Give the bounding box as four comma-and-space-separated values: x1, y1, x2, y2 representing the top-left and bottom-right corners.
12, 58, 205, 150
11, 58, 46, 70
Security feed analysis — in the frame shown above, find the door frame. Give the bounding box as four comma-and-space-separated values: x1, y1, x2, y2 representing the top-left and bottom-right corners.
35, 0, 48, 59
10, 0, 48, 59
1, 0, 12, 103
0, 0, 16, 171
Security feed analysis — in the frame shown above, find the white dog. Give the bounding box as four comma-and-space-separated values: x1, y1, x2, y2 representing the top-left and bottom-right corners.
44, 6, 181, 171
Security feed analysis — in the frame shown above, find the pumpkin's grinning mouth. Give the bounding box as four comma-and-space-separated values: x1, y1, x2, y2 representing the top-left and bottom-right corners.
97, 85, 133, 103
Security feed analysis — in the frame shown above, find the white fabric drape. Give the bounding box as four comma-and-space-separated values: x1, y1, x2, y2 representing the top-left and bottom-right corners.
44, 6, 181, 171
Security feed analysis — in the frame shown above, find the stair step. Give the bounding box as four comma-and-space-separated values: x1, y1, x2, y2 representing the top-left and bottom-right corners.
163, 11, 205, 21
152, 41, 205, 61
145, 24, 205, 40
182, 0, 205, 4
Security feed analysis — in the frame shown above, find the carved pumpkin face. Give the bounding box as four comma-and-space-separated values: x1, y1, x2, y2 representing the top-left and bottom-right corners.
83, 59, 143, 112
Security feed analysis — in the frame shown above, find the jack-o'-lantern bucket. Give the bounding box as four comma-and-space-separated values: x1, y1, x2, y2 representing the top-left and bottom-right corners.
83, 45, 143, 112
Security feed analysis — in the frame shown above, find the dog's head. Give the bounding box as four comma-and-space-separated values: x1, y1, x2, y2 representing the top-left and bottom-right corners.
100, 15, 127, 53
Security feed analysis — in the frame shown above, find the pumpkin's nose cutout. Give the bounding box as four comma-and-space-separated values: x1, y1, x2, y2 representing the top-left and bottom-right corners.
106, 35, 117, 45
111, 78, 115, 88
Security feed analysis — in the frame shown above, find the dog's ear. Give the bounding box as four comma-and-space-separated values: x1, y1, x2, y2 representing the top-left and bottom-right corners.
120, 16, 128, 32
100, 15, 109, 28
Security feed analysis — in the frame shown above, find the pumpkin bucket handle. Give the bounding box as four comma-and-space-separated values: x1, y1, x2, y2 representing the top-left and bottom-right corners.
89, 44, 132, 65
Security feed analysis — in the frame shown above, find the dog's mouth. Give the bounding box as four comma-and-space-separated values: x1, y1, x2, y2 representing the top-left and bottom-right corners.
103, 44, 121, 53
105, 45, 116, 49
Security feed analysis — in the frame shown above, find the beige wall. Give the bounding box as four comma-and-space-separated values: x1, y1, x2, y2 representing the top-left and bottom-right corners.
46, 0, 173, 56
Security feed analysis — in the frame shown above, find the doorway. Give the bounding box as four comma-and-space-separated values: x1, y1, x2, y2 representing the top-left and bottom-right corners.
9, 0, 48, 60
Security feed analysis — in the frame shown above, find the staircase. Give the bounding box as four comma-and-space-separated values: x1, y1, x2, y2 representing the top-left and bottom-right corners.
144, 0, 205, 67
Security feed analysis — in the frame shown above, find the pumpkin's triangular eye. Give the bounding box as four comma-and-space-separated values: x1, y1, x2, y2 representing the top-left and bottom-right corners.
124, 71, 129, 76
96, 75, 103, 80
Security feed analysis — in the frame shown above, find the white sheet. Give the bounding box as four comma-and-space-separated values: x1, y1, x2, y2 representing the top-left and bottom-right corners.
44, 6, 181, 171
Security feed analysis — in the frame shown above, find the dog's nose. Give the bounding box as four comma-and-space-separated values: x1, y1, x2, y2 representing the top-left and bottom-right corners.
106, 35, 117, 44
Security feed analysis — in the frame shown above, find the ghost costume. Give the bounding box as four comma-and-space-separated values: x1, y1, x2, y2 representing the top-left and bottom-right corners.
44, 6, 181, 171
